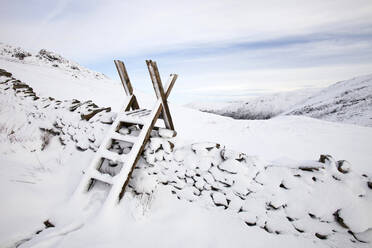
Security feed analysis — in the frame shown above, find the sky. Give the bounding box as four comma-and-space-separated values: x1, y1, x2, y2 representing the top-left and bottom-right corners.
1, 0, 372, 104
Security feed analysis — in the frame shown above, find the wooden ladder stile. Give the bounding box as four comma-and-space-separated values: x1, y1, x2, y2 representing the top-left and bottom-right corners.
73, 59, 177, 209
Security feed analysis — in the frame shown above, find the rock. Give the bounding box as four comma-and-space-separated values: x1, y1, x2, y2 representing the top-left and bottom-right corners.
218, 159, 240, 174
99, 111, 115, 124
173, 149, 185, 162
239, 211, 257, 225
315, 233, 328, 240
319, 154, 333, 164
368, 181, 372, 189
158, 128, 177, 138
336, 160, 351, 174
333, 209, 349, 229
118, 127, 130, 135
185, 169, 196, 178
43, 220, 55, 228
162, 140, 174, 153
81, 107, 111, 121
155, 150, 165, 161
211, 192, 228, 207
76, 138, 90, 151
0, 69, 12, 77
202, 173, 215, 185
191, 142, 220, 153
149, 138, 163, 151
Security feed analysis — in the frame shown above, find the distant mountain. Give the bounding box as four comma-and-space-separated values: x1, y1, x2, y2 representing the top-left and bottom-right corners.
186, 88, 319, 120
187, 74, 372, 127
284, 74, 372, 127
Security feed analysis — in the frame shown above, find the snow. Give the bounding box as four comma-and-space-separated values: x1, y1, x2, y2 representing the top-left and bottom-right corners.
1, 43, 372, 247
186, 73, 372, 127
186, 88, 319, 120
285, 73, 372, 127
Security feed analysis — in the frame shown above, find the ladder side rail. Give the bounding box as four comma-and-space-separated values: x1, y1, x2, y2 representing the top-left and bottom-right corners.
72, 95, 135, 197
165, 74, 178, 99
103, 100, 163, 209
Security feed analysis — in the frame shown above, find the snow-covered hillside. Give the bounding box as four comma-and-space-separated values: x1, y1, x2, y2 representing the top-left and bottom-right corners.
0, 43, 130, 110
187, 74, 372, 127
186, 88, 318, 120
0, 43, 107, 80
1, 43, 372, 248
285, 74, 372, 127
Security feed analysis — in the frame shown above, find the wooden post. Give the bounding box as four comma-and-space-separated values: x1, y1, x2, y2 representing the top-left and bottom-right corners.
114, 60, 140, 110
146, 60, 175, 130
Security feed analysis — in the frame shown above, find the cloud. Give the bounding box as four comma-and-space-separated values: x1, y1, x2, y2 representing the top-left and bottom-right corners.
1, 0, 372, 104
1, 0, 372, 60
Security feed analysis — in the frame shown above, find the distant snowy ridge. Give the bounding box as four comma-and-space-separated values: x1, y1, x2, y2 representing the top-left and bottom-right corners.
186, 88, 319, 120
0, 42, 107, 81
284, 74, 372, 127
187, 74, 372, 127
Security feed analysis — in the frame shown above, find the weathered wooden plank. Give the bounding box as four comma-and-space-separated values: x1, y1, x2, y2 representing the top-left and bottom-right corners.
117, 100, 164, 201
146, 60, 175, 130
165, 74, 178, 99
114, 60, 140, 110
114, 60, 133, 95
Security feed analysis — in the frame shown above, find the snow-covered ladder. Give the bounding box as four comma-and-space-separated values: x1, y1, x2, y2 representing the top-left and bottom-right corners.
73, 60, 177, 209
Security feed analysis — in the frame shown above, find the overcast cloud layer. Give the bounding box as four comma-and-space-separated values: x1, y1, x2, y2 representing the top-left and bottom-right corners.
1, 0, 372, 103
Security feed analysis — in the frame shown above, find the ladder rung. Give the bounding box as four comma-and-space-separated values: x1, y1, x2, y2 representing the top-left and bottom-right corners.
100, 149, 120, 162
111, 132, 138, 144
90, 169, 114, 185
126, 109, 147, 116
100, 148, 130, 163
132, 109, 151, 117
118, 114, 147, 125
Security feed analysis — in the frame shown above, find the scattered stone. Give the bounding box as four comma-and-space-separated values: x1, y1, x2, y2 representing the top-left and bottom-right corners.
211, 192, 228, 207
333, 209, 349, 229
367, 181, 372, 190
319, 154, 333, 164
218, 159, 239, 174
337, 160, 351, 174
81, 107, 111, 121
43, 220, 55, 228
315, 233, 328, 240
158, 128, 177, 138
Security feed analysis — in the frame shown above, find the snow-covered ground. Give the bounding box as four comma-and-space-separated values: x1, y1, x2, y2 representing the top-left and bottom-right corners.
187, 74, 372, 127
1, 43, 372, 247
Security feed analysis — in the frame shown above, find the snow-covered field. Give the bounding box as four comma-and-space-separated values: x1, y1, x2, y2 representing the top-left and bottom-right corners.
1, 43, 372, 248
187, 74, 372, 127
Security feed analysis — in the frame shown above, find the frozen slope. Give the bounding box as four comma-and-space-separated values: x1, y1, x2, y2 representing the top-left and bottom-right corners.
285, 74, 372, 127
0, 42, 128, 111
